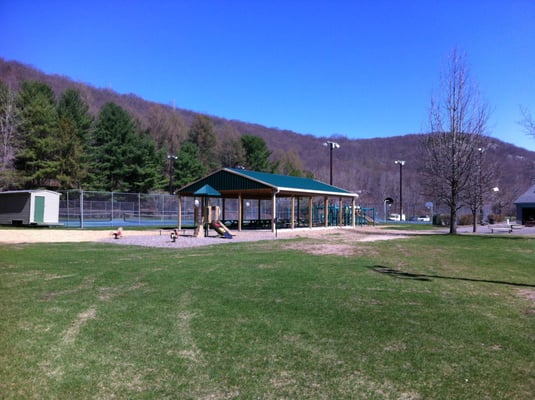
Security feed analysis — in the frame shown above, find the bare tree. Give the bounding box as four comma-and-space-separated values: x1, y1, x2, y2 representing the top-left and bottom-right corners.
0, 81, 19, 171
520, 107, 535, 139
422, 48, 490, 234
0, 81, 21, 189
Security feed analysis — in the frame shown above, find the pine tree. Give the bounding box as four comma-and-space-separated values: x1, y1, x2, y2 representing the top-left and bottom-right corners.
89, 102, 138, 191
89, 102, 163, 192
15, 81, 59, 188
57, 88, 93, 188
126, 128, 166, 193
240, 134, 274, 172
174, 141, 206, 188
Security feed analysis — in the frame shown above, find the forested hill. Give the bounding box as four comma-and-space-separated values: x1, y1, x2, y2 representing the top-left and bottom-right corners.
2, 58, 535, 215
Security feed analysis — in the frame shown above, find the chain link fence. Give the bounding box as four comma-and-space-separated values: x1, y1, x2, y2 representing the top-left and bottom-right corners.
59, 190, 375, 229
59, 190, 179, 228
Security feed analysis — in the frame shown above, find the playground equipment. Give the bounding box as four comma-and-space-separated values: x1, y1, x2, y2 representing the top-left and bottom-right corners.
210, 220, 233, 239
207, 205, 234, 239
112, 227, 123, 239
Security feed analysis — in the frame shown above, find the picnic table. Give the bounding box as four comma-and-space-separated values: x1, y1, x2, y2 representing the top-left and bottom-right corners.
488, 224, 524, 233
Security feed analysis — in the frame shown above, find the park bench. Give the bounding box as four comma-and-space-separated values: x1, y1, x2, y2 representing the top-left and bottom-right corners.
488, 224, 524, 234
511, 224, 525, 232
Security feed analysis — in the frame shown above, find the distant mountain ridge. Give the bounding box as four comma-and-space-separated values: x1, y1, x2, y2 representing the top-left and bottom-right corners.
2, 58, 534, 216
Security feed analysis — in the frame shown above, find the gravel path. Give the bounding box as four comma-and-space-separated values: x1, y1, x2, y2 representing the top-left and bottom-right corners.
97, 225, 432, 249
2, 224, 533, 248
0, 226, 407, 247
100, 227, 384, 249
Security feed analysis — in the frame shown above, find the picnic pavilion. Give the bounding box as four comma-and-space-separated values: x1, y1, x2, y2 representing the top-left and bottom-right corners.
175, 168, 360, 232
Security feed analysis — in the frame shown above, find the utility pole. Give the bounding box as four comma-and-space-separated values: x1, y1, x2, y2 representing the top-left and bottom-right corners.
394, 160, 405, 220
167, 154, 178, 194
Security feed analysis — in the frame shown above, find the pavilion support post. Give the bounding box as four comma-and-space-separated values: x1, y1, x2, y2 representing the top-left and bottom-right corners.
178, 195, 182, 230
238, 194, 243, 232
291, 195, 295, 229
351, 196, 356, 227
339, 197, 343, 226
271, 191, 277, 232
324, 196, 329, 228
309, 197, 313, 228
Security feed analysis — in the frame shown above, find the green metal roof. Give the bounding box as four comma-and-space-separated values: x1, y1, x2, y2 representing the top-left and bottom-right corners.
176, 168, 357, 198
229, 168, 353, 195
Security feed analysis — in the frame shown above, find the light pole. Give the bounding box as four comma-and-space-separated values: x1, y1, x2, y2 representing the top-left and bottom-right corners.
478, 147, 484, 224
323, 141, 340, 185
167, 154, 178, 194
394, 160, 405, 220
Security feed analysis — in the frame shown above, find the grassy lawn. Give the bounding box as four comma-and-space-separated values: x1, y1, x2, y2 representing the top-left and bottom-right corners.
1, 234, 534, 399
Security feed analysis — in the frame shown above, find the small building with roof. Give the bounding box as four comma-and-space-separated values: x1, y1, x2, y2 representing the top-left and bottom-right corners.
514, 183, 535, 226
0, 190, 61, 226
175, 168, 360, 232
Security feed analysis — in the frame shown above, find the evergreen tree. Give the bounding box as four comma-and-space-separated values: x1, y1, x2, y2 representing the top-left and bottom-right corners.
240, 134, 274, 172
89, 102, 163, 192
57, 88, 93, 188
127, 128, 166, 193
174, 141, 206, 188
15, 81, 59, 188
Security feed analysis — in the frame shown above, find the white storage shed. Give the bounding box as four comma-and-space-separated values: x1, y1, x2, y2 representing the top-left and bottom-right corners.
0, 190, 61, 226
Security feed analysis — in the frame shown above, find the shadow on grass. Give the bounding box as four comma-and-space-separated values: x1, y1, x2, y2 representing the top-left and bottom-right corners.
371, 265, 535, 288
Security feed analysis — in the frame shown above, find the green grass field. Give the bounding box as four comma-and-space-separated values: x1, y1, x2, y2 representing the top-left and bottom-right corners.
1, 234, 534, 399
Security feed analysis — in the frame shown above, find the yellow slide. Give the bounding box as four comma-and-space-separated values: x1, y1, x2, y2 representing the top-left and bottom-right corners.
210, 220, 234, 239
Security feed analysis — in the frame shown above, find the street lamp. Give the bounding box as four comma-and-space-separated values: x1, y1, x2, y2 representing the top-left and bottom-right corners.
394, 160, 405, 220
323, 141, 340, 185
478, 147, 484, 224
167, 154, 178, 194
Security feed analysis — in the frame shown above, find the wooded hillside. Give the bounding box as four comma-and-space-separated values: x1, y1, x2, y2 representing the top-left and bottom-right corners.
2, 58, 534, 217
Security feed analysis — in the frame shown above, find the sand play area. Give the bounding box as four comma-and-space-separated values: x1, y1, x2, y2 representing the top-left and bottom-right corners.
0, 226, 412, 248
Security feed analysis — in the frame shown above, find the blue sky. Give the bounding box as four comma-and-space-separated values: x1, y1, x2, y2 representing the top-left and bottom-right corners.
1, 0, 534, 150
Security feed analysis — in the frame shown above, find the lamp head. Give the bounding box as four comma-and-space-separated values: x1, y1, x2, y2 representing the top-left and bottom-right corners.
324, 141, 340, 149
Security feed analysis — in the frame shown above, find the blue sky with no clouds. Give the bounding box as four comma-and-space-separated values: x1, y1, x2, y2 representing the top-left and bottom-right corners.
1, 0, 534, 150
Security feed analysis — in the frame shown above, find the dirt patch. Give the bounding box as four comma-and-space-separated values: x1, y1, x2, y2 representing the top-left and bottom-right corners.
284, 242, 355, 256
518, 289, 535, 302
62, 307, 97, 345
281, 229, 406, 256
517, 289, 535, 315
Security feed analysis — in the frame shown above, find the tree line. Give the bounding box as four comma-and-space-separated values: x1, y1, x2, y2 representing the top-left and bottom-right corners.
0, 80, 305, 193
1, 50, 532, 232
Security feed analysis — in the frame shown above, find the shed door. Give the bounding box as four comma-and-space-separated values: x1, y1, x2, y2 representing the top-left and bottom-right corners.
34, 196, 45, 223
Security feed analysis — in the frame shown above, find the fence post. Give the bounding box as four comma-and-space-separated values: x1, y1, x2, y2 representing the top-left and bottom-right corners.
80, 190, 84, 229
138, 193, 141, 225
